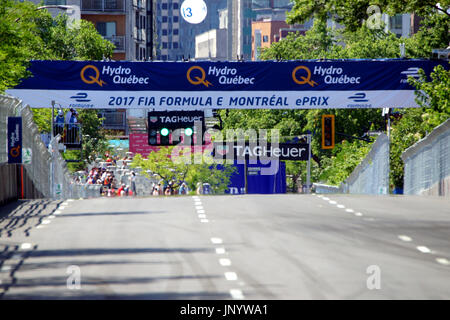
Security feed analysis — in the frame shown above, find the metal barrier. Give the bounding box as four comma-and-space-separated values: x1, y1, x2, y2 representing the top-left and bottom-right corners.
0, 94, 101, 201
402, 119, 450, 196
341, 134, 390, 194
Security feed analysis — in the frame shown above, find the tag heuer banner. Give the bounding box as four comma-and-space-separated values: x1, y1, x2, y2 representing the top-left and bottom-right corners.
6, 59, 447, 110
213, 142, 310, 161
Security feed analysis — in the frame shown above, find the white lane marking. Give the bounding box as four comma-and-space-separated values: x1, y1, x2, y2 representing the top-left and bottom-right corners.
198, 214, 207, 219
200, 219, 209, 223
20, 243, 32, 250
216, 247, 226, 254
417, 246, 431, 253
48, 215, 56, 219
354, 212, 363, 217
54, 210, 62, 215
225, 272, 238, 281
211, 237, 223, 244
345, 208, 354, 213
1, 265, 12, 272
195, 206, 204, 210
197, 209, 205, 214
436, 258, 450, 266
67, 199, 74, 202
230, 289, 244, 299
337, 204, 345, 209
398, 235, 412, 242
329, 200, 337, 205
322, 197, 330, 201
42, 219, 51, 225
219, 258, 232, 266
192, 196, 199, 199
36, 225, 45, 229
62, 202, 69, 206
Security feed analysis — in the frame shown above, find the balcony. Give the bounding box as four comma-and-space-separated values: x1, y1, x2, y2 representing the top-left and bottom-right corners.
104, 35, 125, 51
81, 0, 125, 12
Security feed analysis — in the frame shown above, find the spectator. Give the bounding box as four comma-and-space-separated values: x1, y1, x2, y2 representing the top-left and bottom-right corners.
54, 109, 65, 138
130, 171, 137, 196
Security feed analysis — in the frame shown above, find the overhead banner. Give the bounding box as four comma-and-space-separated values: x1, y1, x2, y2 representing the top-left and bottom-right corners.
213, 142, 310, 161
6, 59, 446, 110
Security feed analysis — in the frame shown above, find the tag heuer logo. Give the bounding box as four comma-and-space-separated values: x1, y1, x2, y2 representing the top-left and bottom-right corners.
150, 116, 158, 123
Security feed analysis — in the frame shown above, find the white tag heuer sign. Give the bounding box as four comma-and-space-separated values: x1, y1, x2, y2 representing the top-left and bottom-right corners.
23, 148, 32, 164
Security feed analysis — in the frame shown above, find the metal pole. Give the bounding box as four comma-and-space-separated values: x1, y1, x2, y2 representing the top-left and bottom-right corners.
306, 134, 311, 194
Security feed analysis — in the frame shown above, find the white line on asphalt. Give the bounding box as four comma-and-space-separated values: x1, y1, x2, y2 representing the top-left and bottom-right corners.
20, 243, 32, 250
329, 200, 337, 205
62, 202, 69, 206
219, 258, 232, 266
58, 207, 66, 211
354, 212, 363, 217
216, 247, 226, 254
198, 214, 207, 219
42, 220, 51, 225
54, 210, 62, 215
322, 197, 330, 201
200, 219, 209, 223
398, 235, 413, 242
195, 206, 204, 210
1, 265, 11, 272
67, 199, 74, 202
345, 208, 354, 213
48, 215, 56, 219
197, 209, 205, 214
337, 204, 345, 209
417, 246, 431, 253
436, 258, 450, 266
211, 237, 223, 244
230, 289, 244, 299
36, 225, 45, 229
192, 196, 199, 199
225, 272, 238, 281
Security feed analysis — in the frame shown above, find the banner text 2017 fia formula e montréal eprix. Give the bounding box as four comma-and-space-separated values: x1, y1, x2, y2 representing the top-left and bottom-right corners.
6, 59, 447, 110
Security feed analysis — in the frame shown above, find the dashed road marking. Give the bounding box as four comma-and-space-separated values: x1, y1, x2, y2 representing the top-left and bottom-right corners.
417, 246, 431, 253
54, 210, 62, 215
20, 243, 32, 250
41, 220, 51, 225
345, 208, 354, 213
436, 258, 450, 266
322, 197, 330, 201
211, 237, 223, 244
398, 235, 413, 242
230, 289, 244, 299
225, 272, 238, 281
1, 265, 11, 272
337, 204, 345, 209
329, 200, 337, 205
200, 219, 209, 223
48, 215, 56, 219
198, 214, 207, 219
216, 247, 226, 254
195, 206, 204, 210
197, 209, 205, 214
219, 258, 232, 266
354, 212, 363, 217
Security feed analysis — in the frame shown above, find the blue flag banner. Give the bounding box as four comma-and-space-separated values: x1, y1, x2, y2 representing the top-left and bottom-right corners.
6, 59, 446, 109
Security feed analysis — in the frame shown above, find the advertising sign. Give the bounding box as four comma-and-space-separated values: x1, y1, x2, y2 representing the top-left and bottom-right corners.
213, 142, 310, 161
6, 60, 447, 110
7, 117, 22, 164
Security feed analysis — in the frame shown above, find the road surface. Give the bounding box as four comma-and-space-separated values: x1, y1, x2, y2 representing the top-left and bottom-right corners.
0, 194, 449, 299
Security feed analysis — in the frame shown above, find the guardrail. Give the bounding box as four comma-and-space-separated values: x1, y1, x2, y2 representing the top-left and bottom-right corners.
402, 119, 450, 196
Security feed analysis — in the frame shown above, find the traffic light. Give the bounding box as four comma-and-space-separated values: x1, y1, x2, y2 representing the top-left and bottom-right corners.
322, 114, 335, 149
148, 111, 205, 146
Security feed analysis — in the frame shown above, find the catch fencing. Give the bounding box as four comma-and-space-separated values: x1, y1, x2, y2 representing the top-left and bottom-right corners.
0, 94, 101, 202
314, 133, 390, 195
402, 119, 450, 196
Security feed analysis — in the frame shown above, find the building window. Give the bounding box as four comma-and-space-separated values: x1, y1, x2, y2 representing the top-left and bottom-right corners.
173, 16, 179, 23
263, 35, 269, 42
162, 42, 168, 49
162, 16, 168, 23
173, 29, 178, 35
96, 22, 116, 38
173, 3, 179, 9
173, 42, 178, 49
162, 3, 168, 9
162, 29, 168, 36
389, 14, 403, 30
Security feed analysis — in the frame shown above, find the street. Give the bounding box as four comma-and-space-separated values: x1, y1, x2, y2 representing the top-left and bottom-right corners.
0, 194, 449, 299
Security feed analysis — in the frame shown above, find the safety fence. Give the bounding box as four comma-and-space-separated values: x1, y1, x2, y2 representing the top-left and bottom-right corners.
402, 119, 450, 196
0, 95, 101, 203
314, 134, 390, 195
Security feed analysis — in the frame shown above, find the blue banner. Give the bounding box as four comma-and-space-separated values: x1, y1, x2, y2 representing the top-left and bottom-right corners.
7, 59, 447, 110
7, 117, 22, 164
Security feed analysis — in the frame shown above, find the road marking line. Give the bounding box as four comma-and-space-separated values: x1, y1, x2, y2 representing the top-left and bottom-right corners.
337, 204, 345, 209
54, 210, 62, 215
192, 196, 199, 199
200, 219, 209, 223
211, 237, 223, 244
36, 225, 45, 229
42, 219, 51, 225
354, 212, 363, 217
345, 208, 354, 213
329, 200, 337, 205
48, 215, 56, 219
62, 202, 69, 206
1, 265, 11, 272
322, 197, 330, 201
216, 247, 226, 254
195, 206, 204, 210
197, 209, 205, 214
417, 246, 431, 253
398, 235, 412, 242
20, 243, 32, 250
225, 272, 238, 281
436, 258, 450, 266
198, 214, 207, 219
67, 199, 74, 202
219, 258, 232, 266
230, 289, 244, 299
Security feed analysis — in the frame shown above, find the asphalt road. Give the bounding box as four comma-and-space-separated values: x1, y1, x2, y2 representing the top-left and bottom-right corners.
0, 194, 449, 299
